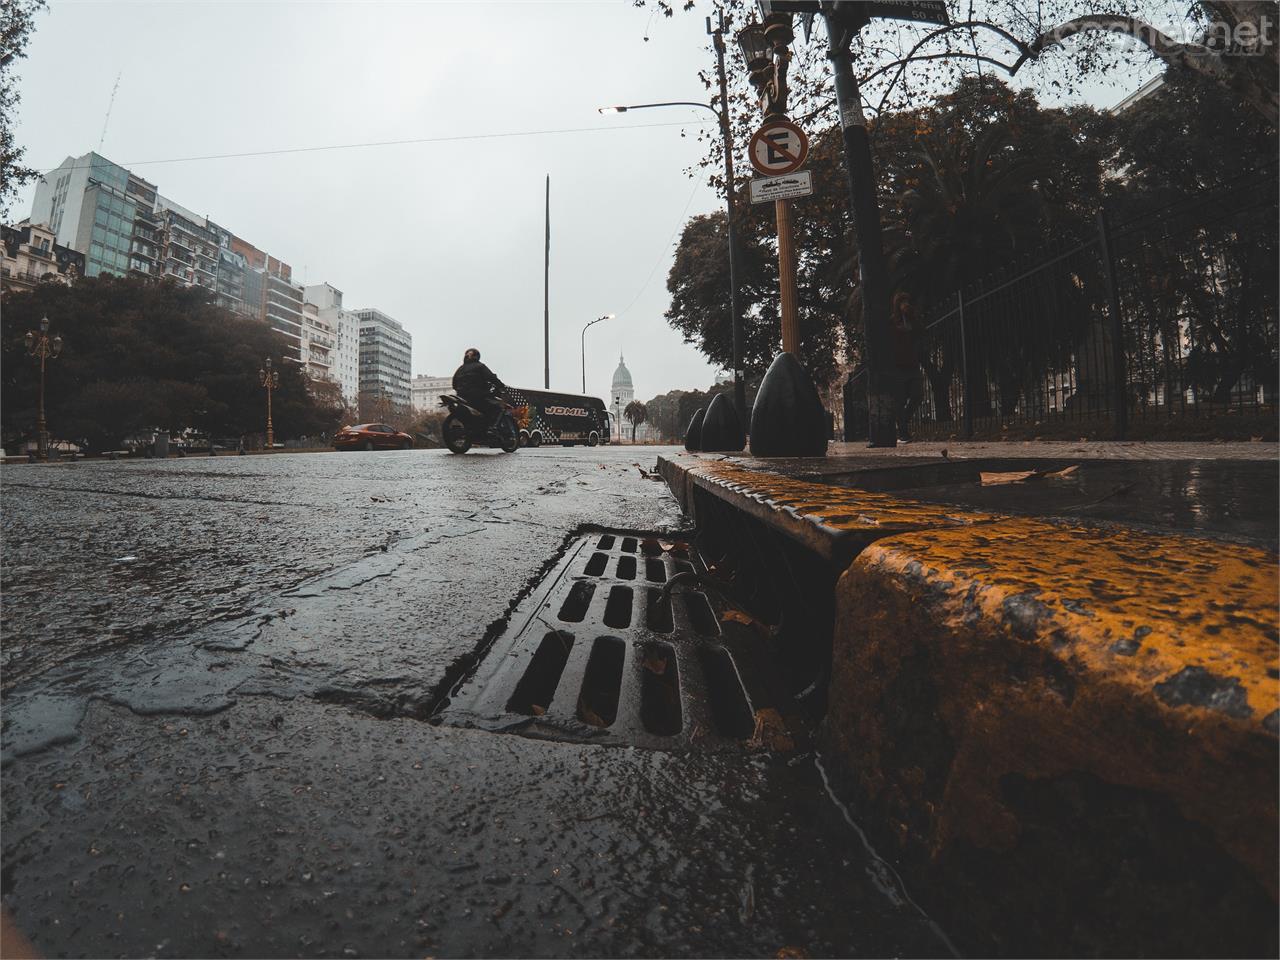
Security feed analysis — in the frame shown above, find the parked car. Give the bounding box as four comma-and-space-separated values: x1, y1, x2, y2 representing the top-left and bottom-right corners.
332, 423, 414, 451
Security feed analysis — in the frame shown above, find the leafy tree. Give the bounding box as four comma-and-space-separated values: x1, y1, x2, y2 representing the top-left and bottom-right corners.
1104, 68, 1278, 406
1, 276, 343, 451
0, 0, 46, 218
623, 400, 648, 441
666, 77, 1114, 397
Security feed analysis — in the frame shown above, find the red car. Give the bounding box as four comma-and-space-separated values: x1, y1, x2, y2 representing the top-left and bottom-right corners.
333, 423, 414, 451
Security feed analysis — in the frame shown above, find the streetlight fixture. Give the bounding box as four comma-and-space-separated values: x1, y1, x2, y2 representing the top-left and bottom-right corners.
596, 12, 746, 425
24, 316, 64, 461
258, 357, 279, 449
581, 313, 614, 394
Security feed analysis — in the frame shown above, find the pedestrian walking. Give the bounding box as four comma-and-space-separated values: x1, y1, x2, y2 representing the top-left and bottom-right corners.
891, 292, 923, 442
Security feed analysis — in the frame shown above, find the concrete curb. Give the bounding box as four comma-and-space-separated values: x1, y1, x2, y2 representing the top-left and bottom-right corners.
657, 451, 1279, 956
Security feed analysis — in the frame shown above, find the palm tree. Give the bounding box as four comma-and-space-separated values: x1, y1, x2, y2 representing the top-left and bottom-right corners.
623, 400, 647, 443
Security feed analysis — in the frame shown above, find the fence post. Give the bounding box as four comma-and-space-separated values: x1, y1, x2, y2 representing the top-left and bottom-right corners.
957, 289, 973, 439
1096, 208, 1129, 439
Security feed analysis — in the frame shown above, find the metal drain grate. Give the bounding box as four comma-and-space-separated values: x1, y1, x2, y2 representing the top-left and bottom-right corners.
437, 532, 797, 751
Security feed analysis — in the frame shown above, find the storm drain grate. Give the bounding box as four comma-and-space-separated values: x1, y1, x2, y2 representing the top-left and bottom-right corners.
436, 532, 797, 751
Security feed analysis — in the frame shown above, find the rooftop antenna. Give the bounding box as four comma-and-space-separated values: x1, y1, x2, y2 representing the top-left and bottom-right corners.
99, 71, 122, 151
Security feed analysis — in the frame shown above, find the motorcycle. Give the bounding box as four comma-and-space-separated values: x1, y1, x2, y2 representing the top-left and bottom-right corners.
439, 393, 520, 454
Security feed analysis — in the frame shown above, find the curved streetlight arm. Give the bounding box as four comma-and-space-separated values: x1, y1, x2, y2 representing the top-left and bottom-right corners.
599, 101, 721, 120
581, 314, 613, 394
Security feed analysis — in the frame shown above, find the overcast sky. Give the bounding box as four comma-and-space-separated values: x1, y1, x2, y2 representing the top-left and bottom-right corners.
12, 1, 1156, 403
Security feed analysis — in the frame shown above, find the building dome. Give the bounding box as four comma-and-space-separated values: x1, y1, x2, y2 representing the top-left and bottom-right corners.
612, 354, 633, 390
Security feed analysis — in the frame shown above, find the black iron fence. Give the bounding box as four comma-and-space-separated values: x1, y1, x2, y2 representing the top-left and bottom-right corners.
904, 165, 1278, 439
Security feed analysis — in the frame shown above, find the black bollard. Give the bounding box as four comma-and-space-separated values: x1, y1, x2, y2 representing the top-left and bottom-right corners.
699, 393, 745, 452
683, 407, 706, 452
749, 352, 829, 457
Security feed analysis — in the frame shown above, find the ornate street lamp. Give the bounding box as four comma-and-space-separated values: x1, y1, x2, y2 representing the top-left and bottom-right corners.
258, 357, 279, 448
25, 316, 64, 461
581, 313, 614, 394
737, 13, 793, 119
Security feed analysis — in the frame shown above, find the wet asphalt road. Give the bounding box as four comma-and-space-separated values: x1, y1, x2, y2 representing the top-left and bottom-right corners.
1, 447, 952, 958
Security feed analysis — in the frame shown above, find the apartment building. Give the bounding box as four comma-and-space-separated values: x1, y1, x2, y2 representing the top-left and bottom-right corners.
29, 151, 298, 337
355, 308, 412, 412
304, 283, 359, 408
2, 221, 86, 293
411, 375, 453, 413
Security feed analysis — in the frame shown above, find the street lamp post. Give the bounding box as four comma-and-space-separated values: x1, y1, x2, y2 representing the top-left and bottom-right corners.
598, 10, 747, 424
24, 316, 64, 461
581, 313, 614, 394
258, 357, 279, 448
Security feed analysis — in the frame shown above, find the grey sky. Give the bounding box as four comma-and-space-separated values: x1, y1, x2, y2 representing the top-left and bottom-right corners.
12, 1, 1158, 403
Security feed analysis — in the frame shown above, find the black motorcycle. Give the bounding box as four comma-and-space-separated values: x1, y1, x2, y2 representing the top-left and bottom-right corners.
439, 393, 520, 454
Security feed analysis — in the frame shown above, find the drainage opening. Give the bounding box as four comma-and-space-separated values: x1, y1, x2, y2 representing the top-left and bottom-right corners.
684, 591, 720, 637
507, 631, 574, 716
559, 581, 596, 622
639, 643, 682, 736
699, 646, 754, 739
603, 585, 634, 629
645, 587, 673, 634
578, 636, 624, 727
440, 530, 799, 753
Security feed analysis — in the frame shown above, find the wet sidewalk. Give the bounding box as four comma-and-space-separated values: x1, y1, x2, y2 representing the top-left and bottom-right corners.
657, 442, 1279, 957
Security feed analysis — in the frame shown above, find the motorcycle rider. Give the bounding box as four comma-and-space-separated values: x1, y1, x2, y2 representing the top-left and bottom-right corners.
452, 348, 507, 430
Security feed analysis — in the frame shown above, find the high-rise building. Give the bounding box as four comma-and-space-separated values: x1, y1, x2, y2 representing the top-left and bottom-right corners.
304, 283, 359, 408
355, 308, 412, 412
28, 151, 297, 336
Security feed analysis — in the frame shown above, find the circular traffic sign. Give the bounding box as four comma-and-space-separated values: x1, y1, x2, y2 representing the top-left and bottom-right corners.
748, 118, 809, 176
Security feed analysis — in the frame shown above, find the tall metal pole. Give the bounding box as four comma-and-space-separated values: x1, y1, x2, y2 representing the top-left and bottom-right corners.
824, 9, 897, 447
711, 12, 747, 422
544, 175, 551, 389
36, 351, 48, 461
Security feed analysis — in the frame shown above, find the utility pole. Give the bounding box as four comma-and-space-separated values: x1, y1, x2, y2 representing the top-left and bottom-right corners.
823, 4, 897, 446
544, 175, 551, 389
710, 11, 747, 423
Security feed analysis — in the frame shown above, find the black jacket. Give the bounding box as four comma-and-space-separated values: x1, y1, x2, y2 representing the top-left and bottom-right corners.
453, 360, 503, 400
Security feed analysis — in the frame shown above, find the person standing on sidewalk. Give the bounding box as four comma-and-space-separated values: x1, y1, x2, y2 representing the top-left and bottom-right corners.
891, 292, 923, 442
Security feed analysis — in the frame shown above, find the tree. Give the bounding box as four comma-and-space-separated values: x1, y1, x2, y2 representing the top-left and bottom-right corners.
1, 0, 47, 219
623, 400, 648, 441
1, 276, 344, 451
666, 77, 1114, 395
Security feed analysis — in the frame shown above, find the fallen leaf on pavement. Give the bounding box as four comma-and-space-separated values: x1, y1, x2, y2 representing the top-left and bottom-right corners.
578, 703, 606, 727
641, 654, 668, 675
748, 708, 793, 752
530, 704, 545, 716
721, 609, 755, 626
1042, 464, 1079, 479
980, 470, 1037, 485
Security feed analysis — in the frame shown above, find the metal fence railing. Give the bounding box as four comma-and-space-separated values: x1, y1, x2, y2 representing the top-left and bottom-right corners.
902, 165, 1278, 439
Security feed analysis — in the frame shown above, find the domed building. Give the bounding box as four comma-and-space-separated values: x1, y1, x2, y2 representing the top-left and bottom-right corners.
610, 353, 634, 442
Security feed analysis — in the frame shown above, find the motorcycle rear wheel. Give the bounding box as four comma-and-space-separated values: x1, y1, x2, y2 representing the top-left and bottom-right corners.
498, 416, 519, 454
444, 415, 471, 454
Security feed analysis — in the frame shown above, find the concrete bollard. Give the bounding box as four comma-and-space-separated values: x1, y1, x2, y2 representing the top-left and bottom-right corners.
683, 407, 706, 452
749, 352, 828, 458
698, 393, 746, 452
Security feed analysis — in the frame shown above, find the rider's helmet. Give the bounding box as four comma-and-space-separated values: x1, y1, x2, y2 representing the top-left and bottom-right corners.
464, 348, 481, 363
